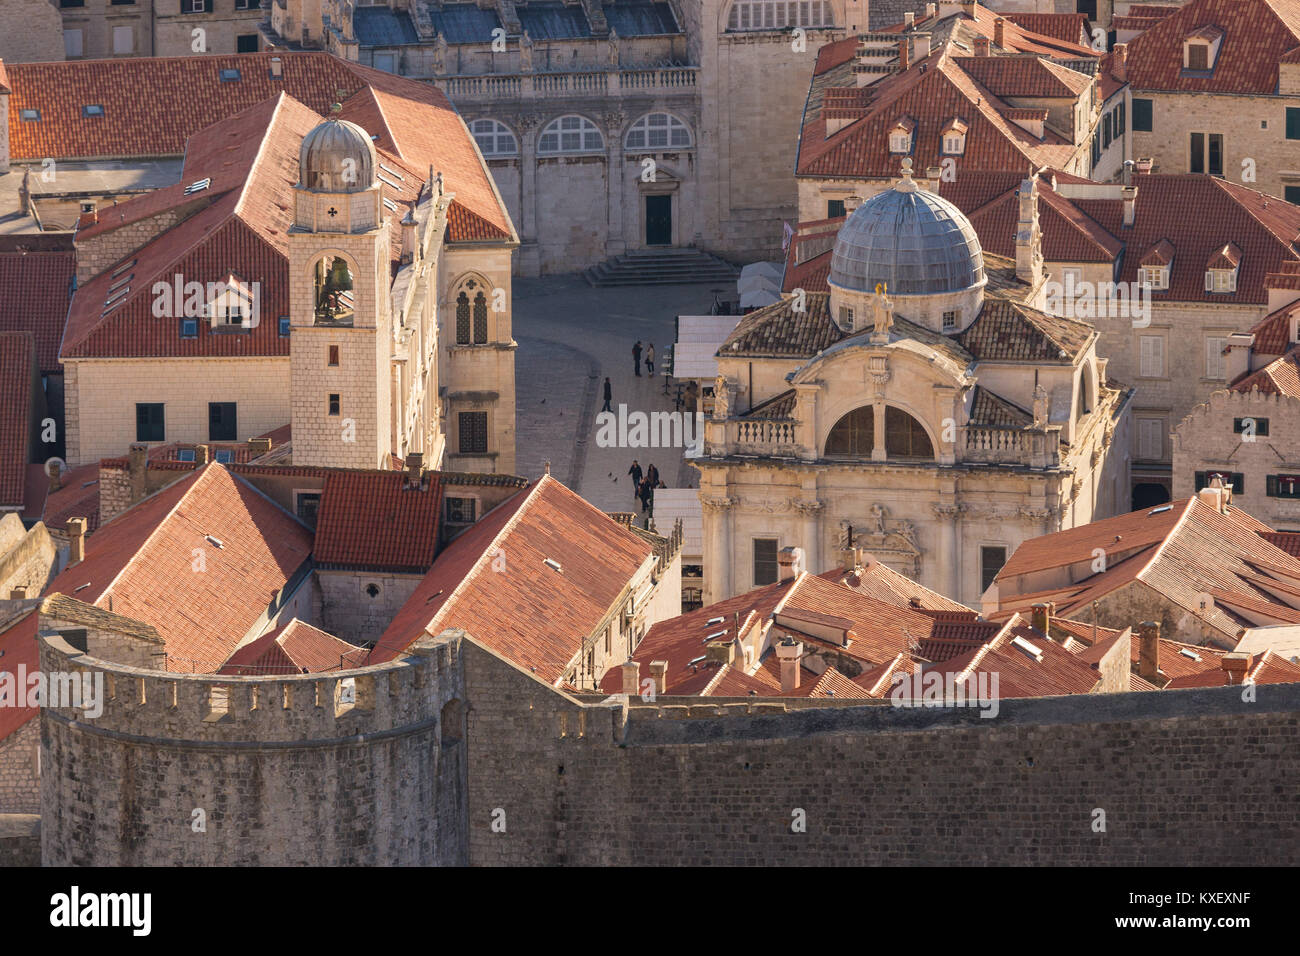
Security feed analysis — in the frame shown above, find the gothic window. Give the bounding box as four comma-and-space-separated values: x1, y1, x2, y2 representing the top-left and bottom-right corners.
727, 0, 833, 31
625, 113, 692, 150
473, 291, 488, 344
470, 119, 518, 156
885, 406, 933, 458
825, 406, 874, 457
538, 115, 604, 154
459, 411, 488, 454
456, 292, 471, 344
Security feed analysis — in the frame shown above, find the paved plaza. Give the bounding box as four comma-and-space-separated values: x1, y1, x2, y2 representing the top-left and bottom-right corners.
513, 274, 726, 517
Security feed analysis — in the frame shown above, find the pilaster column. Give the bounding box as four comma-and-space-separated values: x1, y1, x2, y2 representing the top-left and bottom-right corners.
794, 499, 825, 575
604, 110, 627, 255
702, 496, 734, 604
932, 502, 962, 602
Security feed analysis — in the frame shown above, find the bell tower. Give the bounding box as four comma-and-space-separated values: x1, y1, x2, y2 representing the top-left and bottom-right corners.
288, 110, 393, 469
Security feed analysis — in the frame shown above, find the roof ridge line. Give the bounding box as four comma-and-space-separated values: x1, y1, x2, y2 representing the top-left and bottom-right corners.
232, 90, 293, 222
957, 613, 1017, 681
1138, 496, 1199, 587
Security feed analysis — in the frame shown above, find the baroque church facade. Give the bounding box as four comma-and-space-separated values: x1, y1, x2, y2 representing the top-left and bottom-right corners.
695, 162, 1133, 606
264, 0, 861, 274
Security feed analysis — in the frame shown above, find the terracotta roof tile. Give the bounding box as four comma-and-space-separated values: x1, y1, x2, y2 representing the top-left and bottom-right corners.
955, 297, 1094, 362
41, 462, 101, 534
0, 610, 38, 741
1230, 349, 1300, 398
968, 384, 1033, 426
1001, 12, 1089, 45
371, 476, 653, 683
954, 54, 1094, 98
1115, 0, 1300, 95
0, 332, 36, 508
41, 463, 313, 672
220, 618, 367, 675
1248, 298, 1300, 356
0, 250, 74, 373
314, 471, 443, 572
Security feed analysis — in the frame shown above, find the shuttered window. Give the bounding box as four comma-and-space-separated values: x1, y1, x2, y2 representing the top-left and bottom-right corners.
1139, 335, 1164, 377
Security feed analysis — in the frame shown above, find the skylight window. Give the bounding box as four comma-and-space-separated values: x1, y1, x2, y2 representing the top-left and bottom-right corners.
377, 173, 402, 190
1011, 636, 1043, 662
378, 163, 405, 181
1179, 648, 1201, 661
206, 535, 225, 549
111, 258, 136, 278
108, 273, 133, 293
1148, 505, 1173, 515
82, 104, 105, 118
706, 616, 725, 626
184, 178, 211, 195
19, 109, 39, 122
382, 198, 398, 212
219, 68, 241, 82
103, 286, 130, 309
543, 558, 562, 572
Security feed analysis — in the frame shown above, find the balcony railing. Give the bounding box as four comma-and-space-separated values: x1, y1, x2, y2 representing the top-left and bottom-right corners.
436, 67, 698, 102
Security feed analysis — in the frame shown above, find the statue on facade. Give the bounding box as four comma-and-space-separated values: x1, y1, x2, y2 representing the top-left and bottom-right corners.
607, 27, 620, 67
520, 30, 534, 72
433, 34, 448, 76
713, 374, 730, 419
870, 503, 888, 535
871, 282, 894, 338
1032, 383, 1049, 427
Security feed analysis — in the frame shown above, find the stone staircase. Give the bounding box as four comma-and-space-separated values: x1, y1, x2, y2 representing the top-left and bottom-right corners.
583, 248, 740, 287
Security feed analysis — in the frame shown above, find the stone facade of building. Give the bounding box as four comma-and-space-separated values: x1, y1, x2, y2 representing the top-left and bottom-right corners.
0, 0, 64, 64
53, 0, 264, 60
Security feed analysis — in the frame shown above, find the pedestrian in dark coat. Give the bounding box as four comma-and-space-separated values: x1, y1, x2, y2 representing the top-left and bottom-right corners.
646, 463, 660, 488
633, 340, 643, 376
602, 377, 613, 412
628, 460, 643, 497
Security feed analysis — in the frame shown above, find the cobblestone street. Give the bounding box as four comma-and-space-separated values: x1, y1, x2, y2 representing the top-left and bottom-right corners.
513, 274, 723, 515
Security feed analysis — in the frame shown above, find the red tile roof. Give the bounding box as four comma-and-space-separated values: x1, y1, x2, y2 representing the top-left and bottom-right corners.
1164, 648, 1300, 687
956, 297, 1095, 362
40, 462, 101, 534
314, 471, 443, 572
0, 249, 74, 373
371, 475, 654, 684
0, 610, 38, 741
931, 618, 1101, 698
5, 51, 510, 241
1001, 12, 1089, 45
0, 332, 36, 508
953, 54, 1094, 98
1230, 349, 1300, 398
1247, 297, 1300, 356
1113, 0, 1300, 94
220, 618, 367, 675
41, 463, 313, 672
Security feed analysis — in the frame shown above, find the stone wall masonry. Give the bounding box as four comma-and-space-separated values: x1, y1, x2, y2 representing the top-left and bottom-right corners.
0, 723, 40, 814
463, 637, 1300, 866
75, 209, 193, 286
39, 631, 467, 866
0, 523, 57, 600
318, 570, 423, 645
0, 814, 40, 867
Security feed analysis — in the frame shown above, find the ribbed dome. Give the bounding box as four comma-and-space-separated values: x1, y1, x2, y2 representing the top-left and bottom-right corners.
830, 177, 984, 295
299, 118, 376, 193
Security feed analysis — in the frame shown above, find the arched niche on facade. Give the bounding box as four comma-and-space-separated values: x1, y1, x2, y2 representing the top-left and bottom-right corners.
311, 251, 359, 325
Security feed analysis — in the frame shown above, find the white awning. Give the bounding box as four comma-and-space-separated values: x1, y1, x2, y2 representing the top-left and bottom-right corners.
673, 314, 743, 380
652, 488, 703, 559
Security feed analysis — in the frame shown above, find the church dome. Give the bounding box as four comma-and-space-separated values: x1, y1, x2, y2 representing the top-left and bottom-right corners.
829, 162, 984, 295
299, 116, 377, 193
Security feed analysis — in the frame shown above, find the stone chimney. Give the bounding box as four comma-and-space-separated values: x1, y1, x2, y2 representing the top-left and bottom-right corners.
915, 34, 931, 58
1137, 620, 1160, 683
1224, 332, 1254, 383
8, 587, 27, 600
128, 443, 148, 502
961, 0, 977, 19
67, 517, 88, 565
993, 16, 1006, 48
270, 55, 283, 78
926, 2, 936, 18
405, 452, 425, 490
649, 659, 668, 696
706, 640, 735, 666
1197, 475, 1231, 513
778, 546, 802, 582
904, 11, 915, 29
47, 459, 62, 493
1220, 652, 1251, 684
1030, 602, 1053, 634
1121, 158, 1134, 187
1015, 176, 1043, 287
1122, 185, 1138, 227
1112, 43, 1128, 83
195, 444, 210, 466
621, 660, 640, 697
776, 639, 803, 693
974, 35, 991, 56
840, 547, 862, 572
898, 37, 910, 71
247, 437, 273, 456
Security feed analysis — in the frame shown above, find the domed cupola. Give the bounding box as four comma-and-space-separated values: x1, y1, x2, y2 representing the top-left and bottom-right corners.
299, 110, 377, 193
828, 159, 986, 336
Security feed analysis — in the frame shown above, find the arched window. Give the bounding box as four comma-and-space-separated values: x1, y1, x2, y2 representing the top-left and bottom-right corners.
885, 406, 933, 458
470, 118, 518, 156
825, 406, 874, 457
313, 255, 355, 324
538, 115, 604, 154
472, 291, 488, 344
727, 0, 833, 32
625, 112, 692, 150
456, 292, 471, 344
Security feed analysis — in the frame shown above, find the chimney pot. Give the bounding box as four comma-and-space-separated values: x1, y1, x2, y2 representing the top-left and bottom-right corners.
898, 37, 910, 71
994, 16, 1006, 48
1137, 620, 1161, 683
621, 660, 641, 697
9, 587, 27, 600
776, 639, 803, 693
904, 11, 915, 28
195, 444, 210, 466
1122, 185, 1138, 227
247, 437, 273, 456
1030, 602, 1052, 635
926, 2, 936, 17
649, 660, 669, 696
67, 516, 88, 565
128, 442, 148, 502
778, 546, 802, 582
47, 459, 62, 493
1220, 652, 1251, 683
406, 452, 425, 489
974, 36, 990, 56
1113, 43, 1128, 83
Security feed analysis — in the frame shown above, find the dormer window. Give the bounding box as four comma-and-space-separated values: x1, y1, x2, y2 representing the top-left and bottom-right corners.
1140, 266, 1169, 290
1204, 242, 1240, 293
1139, 239, 1174, 291
941, 118, 967, 155
889, 117, 916, 154
208, 274, 256, 330
1183, 26, 1223, 73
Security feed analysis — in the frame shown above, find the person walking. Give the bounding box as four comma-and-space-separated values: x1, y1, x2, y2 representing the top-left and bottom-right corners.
602, 376, 613, 412
646, 342, 656, 377
628, 460, 643, 498
646, 462, 660, 488
633, 340, 643, 377
638, 479, 651, 514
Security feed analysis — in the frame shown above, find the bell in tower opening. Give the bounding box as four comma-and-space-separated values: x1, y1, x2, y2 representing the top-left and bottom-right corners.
314, 255, 355, 324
